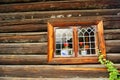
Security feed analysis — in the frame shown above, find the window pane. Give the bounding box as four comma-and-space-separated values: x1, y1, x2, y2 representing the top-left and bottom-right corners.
55, 27, 74, 57
78, 26, 96, 56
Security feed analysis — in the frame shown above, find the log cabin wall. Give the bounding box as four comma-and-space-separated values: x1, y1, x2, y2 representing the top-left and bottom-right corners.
0, 0, 120, 78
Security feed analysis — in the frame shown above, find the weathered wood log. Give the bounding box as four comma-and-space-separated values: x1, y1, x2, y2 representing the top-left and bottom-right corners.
104, 29, 120, 40
0, 20, 119, 33
0, 24, 47, 33
0, 53, 120, 64
0, 64, 112, 78
0, 40, 119, 54
0, 32, 47, 43
0, 16, 119, 26
0, 9, 120, 21
106, 40, 120, 53
0, 43, 47, 54
107, 53, 120, 63
104, 21, 120, 29
104, 33, 120, 40
0, 32, 119, 43
0, 0, 48, 4
0, 77, 109, 80
0, 19, 47, 26
0, 55, 47, 65
0, 0, 71, 4
0, 0, 120, 13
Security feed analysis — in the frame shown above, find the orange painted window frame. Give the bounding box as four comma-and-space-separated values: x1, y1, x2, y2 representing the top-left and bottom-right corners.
47, 18, 106, 64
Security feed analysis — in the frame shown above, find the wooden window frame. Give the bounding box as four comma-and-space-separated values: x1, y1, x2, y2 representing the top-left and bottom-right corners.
47, 18, 106, 64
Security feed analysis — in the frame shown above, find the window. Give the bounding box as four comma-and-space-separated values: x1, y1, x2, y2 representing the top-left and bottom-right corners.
48, 18, 106, 64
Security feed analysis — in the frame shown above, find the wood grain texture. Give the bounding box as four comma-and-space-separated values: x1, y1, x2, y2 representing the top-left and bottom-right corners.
104, 29, 120, 40
0, 9, 120, 21
0, 55, 47, 65
0, 37, 119, 54
0, 65, 111, 78
0, 53, 120, 64
0, 24, 47, 32
0, 0, 120, 13
0, 32, 47, 43
106, 40, 120, 53
0, 43, 47, 54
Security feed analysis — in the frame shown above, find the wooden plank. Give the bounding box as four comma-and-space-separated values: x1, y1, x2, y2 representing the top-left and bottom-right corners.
0, 32, 47, 43
0, 0, 120, 13
0, 9, 120, 21
0, 43, 47, 54
0, 65, 110, 78
0, 24, 47, 32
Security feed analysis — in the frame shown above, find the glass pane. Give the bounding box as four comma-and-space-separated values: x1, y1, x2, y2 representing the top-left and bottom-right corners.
78, 26, 96, 56
55, 27, 74, 57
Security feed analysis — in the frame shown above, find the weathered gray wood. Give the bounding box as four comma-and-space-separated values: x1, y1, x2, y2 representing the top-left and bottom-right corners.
106, 40, 120, 53
104, 21, 120, 29
107, 53, 120, 63
0, 32, 47, 43
0, 0, 120, 13
0, 24, 47, 32
0, 9, 120, 21
0, 19, 47, 26
0, 16, 119, 26
0, 43, 47, 54
104, 29, 120, 40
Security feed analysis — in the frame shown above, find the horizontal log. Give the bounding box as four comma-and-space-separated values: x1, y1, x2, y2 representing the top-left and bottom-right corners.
0, 64, 110, 78
0, 0, 75, 4
105, 33, 120, 40
107, 53, 120, 63
0, 19, 47, 26
104, 21, 120, 29
0, 55, 47, 65
0, 32, 47, 43
0, 16, 119, 26
0, 31, 119, 43
0, 0, 52, 4
0, 77, 109, 80
104, 29, 120, 40
0, 53, 120, 65
0, 0, 120, 13
0, 40, 119, 54
106, 40, 120, 46
103, 16, 120, 21
0, 9, 120, 21
104, 29, 120, 34
0, 43, 47, 54
0, 24, 47, 32
106, 40, 120, 53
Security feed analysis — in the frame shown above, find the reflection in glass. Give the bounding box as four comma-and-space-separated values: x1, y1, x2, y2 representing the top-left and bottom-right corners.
55, 27, 73, 57
78, 26, 96, 56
